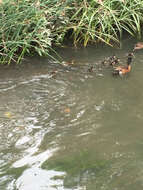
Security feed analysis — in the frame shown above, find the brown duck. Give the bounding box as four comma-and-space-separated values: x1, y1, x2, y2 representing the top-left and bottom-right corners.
133, 42, 143, 51
113, 53, 134, 76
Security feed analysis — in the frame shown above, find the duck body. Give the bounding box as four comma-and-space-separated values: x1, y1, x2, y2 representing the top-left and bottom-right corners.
133, 42, 143, 51
113, 65, 131, 76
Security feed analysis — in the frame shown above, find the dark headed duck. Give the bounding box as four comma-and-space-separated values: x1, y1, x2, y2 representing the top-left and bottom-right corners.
113, 52, 134, 76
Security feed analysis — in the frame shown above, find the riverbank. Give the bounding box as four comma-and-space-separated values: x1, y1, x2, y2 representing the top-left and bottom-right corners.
0, 0, 143, 64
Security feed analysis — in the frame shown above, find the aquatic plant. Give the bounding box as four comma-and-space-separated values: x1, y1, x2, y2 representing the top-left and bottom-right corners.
42, 149, 108, 188
0, 0, 143, 64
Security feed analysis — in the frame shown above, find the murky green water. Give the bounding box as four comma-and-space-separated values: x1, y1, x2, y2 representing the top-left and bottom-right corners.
1, 37, 143, 190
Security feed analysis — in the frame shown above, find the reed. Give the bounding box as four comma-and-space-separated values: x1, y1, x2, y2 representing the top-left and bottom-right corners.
0, 0, 54, 64
62, 0, 143, 46
0, 0, 143, 64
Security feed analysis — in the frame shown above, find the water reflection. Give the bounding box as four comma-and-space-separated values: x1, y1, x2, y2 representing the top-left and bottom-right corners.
9, 168, 66, 190
0, 38, 143, 189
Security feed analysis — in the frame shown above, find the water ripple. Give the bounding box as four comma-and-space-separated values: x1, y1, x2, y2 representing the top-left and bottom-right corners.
0, 47, 143, 190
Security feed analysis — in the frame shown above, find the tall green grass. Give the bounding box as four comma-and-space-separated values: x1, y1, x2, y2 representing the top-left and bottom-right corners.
63, 0, 143, 46
0, 0, 54, 64
0, 0, 143, 64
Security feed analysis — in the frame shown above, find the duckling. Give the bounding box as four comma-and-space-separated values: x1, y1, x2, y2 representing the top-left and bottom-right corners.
50, 70, 58, 75
65, 60, 75, 65
50, 70, 58, 78
88, 66, 94, 72
109, 55, 117, 62
102, 55, 119, 67
61, 60, 75, 67
112, 52, 134, 76
101, 59, 109, 66
110, 57, 120, 66
101, 55, 120, 66
133, 42, 143, 51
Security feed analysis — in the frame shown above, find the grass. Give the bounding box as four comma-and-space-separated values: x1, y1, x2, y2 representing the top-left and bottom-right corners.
0, 0, 55, 64
0, 0, 143, 64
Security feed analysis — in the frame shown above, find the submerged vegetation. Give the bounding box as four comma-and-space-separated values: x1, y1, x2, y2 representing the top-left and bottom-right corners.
42, 149, 108, 188
0, 0, 143, 64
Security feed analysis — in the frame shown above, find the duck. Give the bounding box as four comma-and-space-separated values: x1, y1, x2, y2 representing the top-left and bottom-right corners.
112, 52, 134, 76
102, 55, 120, 67
88, 66, 94, 72
110, 57, 120, 66
133, 42, 143, 51
50, 70, 58, 78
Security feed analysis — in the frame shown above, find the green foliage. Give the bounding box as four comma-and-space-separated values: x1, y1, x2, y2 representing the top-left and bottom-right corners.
0, 0, 143, 64
0, 0, 54, 64
42, 149, 107, 175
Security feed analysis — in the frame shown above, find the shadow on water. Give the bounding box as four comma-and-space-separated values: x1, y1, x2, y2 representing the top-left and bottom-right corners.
0, 37, 143, 190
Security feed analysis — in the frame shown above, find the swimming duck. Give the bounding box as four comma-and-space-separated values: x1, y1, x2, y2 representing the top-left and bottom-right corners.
50, 70, 58, 78
88, 66, 94, 72
102, 55, 119, 67
133, 42, 143, 51
112, 52, 134, 76
110, 57, 120, 66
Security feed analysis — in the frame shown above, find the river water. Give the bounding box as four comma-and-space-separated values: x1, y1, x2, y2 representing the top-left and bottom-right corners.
0, 37, 143, 190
